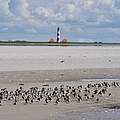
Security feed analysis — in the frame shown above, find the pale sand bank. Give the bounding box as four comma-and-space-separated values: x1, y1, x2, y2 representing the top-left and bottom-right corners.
0, 46, 120, 71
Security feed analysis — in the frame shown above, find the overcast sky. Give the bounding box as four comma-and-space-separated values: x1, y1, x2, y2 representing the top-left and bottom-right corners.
0, 0, 120, 42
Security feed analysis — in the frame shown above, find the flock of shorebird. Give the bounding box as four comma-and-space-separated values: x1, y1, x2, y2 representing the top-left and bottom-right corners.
0, 81, 119, 106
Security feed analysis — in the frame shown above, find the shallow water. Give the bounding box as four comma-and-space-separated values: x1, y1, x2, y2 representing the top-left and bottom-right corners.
58, 109, 120, 120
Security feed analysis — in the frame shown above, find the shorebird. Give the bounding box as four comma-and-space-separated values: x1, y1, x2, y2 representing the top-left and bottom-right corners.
0, 81, 119, 106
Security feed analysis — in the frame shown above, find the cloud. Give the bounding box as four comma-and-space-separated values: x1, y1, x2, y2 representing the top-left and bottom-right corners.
25, 28, 37, 33
8, 0, 30, 18
35, 7, 54, 18
66, 4, 76, 13
0, 0, 11, 15
0, 0, 119, 42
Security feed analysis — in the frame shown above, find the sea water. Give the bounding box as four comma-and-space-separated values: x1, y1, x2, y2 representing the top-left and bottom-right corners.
58, 108, 120, 120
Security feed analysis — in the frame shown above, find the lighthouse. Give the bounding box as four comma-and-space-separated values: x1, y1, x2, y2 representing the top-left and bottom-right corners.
57, 27, 60, 42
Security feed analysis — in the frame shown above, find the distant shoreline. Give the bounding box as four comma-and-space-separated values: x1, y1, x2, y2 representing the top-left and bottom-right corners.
0, 41, 120, 46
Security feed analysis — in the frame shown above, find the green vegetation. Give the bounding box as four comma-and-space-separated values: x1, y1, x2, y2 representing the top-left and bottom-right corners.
0, 40, 119, 46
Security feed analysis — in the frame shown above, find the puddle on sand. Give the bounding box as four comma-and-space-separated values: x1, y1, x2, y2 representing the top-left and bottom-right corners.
57, 109, 120, 120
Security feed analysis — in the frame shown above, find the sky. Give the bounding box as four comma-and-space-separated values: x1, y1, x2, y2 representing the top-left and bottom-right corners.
0, 0, 120, 42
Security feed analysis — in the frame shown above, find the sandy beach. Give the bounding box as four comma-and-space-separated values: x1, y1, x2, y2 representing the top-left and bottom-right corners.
0, 46, 120, 120
0, 46, 120, 83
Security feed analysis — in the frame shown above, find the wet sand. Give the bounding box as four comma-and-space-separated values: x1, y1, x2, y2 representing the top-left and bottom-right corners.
0, 68, 120, 83
0, 79, 120, 120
